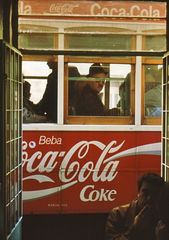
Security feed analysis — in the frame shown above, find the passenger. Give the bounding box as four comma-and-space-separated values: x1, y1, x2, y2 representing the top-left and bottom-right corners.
145, 83, 162, 116
35, 56, 58, 122
73, 63, 120, 116
23, 81, 47, 123
118, 73, 131, 116
68, 66, 81, 115
105, 172, 169, 240
145, 66, 162, 116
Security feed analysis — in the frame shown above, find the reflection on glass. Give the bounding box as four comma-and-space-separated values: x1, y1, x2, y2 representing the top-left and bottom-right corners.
14, 82, 18, 109
144, 65, 162, 117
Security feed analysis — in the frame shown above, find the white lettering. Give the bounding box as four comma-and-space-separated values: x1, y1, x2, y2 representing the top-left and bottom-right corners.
39, 135, 62, 145
80, 185, 117, 202
118, 8, 126, 16
49, 3, 79, 14
18, 1, 32, 15
59, 140, 121, 183
90, 3, 161, 18
90, 3, 101, 15
23, 140, 122, 198
130, 5, 140, 16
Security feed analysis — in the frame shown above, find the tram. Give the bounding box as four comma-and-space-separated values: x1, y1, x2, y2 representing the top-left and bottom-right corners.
19, 0, 166, 239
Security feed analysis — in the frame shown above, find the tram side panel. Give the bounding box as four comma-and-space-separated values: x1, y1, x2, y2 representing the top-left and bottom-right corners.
22, 130, 161, 215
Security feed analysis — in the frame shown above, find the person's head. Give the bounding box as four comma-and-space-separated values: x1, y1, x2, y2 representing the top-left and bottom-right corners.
47, 56, 57, 70
87, 63, 107, 93
137, 172, 165, 210
23, 81, 31, 99
68, 66, 80, 78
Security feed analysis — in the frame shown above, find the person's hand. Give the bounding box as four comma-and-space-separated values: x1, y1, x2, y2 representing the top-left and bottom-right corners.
133, 205, 156, 232
155, 220, 169, 240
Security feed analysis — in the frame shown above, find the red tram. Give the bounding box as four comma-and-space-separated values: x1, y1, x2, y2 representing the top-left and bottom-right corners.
19, 0, 166, 239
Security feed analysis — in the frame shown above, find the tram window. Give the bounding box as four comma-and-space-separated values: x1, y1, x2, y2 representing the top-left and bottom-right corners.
65, 34, 133, 51
67, 62, 133, 123
144, 64, 162, 119
19, 33, 56, 49
143, 35, 166, 51
22, 59, 58, 123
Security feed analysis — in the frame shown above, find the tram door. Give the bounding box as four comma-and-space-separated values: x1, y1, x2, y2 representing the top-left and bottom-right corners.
0, 40, 22, 240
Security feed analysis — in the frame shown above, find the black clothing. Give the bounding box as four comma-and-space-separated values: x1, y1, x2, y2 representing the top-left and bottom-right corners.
35, 69, 57, 122
74, 84, 119, 116
105, 200, 160, 240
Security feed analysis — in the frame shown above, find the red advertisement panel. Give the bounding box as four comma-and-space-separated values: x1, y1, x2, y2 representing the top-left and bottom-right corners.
23, 131, 161, 214
19, 1, 166, 22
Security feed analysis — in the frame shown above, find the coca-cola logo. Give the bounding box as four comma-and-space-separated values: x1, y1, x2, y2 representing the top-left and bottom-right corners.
49, 3, 79, 14
22, 137, 161, 202
22, 139, 123, 201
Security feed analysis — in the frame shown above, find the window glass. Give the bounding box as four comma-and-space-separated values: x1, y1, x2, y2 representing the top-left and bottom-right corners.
144, 35, 166, 51
22, 59, 58, 123
22, 61, 50, 103
68, 62, 132, 117
144, 64, 162, 117
65, 34, 133, 50
19, 33, 56, 49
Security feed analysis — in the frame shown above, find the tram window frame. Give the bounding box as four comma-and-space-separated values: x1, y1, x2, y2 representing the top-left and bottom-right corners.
64, 56, 135, 125
141, 57, 163, 125
21, 54, 163, 126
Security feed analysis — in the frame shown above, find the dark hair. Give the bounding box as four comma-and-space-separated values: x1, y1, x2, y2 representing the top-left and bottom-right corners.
23, 81, 31, 93
137, 172, 164, 191
68, 66, 80, 77
88, 63, 107, 77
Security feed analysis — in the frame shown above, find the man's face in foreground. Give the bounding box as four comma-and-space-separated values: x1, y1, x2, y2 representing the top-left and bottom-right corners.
137, 181, 161, 211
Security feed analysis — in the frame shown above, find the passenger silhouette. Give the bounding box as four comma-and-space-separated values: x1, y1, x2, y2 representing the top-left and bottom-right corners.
23, 81, 47, 123
35, 56, 58, 122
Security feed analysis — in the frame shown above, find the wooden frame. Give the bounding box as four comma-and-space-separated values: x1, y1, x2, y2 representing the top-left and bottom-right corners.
64, 56, 135, 125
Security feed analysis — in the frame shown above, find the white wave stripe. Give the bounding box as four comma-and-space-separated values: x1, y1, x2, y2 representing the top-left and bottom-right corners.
23, 180, 77, 201
105, 142, 161, 163
23, 175, 54, 183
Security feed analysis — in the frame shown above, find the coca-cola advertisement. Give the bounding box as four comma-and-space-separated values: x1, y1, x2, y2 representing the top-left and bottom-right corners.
23, 131, 161, 214
19, 0, 166, 22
